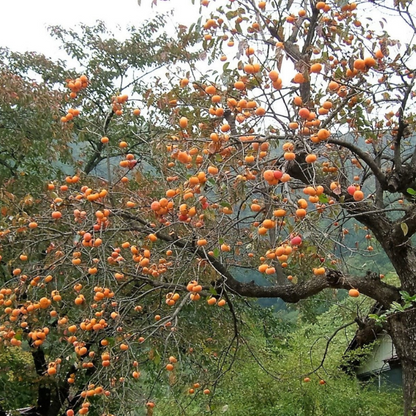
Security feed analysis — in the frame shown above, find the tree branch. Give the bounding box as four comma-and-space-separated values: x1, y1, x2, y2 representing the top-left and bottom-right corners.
391, 205, 416, 244
327, 138, 388, 189
83, 109, 114, 175
114, 210, 399, 308
216, 268, 399, 309
395, 77, 414, 173
306, 320, 356, 377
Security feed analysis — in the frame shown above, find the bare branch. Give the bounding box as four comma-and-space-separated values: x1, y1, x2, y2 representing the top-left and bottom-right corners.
327, 138, 388, 189
306, 321, 356, 377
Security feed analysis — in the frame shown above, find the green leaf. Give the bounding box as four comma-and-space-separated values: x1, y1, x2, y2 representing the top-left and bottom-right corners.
226, 10, 238, 20
407, 188, 416, 195
318, 194, 329, 203
400, 291, 416, 302
153, 349, 161, 365
401, 222, 409, 236
209, 287, 218, 295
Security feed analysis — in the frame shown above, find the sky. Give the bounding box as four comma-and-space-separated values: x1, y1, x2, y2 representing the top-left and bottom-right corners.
0, 0, 200, 56
1, 1, 413, 58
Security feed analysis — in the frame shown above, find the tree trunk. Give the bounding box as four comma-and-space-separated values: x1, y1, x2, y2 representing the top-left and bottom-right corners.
388, 308, 416, 416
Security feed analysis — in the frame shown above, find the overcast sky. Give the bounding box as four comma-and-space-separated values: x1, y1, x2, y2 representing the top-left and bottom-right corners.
0, 0, 200, 56
1, 1, 414, 72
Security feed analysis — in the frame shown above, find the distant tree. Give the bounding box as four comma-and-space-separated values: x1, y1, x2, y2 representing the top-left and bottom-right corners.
0, 17, 199, 192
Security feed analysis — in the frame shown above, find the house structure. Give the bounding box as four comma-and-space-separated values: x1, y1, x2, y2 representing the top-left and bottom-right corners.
343, 302, 402, 390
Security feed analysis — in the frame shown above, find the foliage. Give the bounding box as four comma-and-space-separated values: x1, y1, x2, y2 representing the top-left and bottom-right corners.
0, 0, 416, 415
0, 66, 71, 192
369, 290, 416, 325
0, 15, 200, 194
0, 346, 37, 414
156, 303, 402, 415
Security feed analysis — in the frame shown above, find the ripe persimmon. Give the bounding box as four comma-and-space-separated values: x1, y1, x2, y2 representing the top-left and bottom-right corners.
205, 85, 216, 95
349, 288, 360, 297
269, 70, 279, 82
353, 59, 366, 71
207, 297, 217, 305
180, 78, 189, 88
293, 72, 306, 83
51, 211, 62, 219
305, 154, 317, 163
39, 297, 51, 309
310, 63, 322, 73
273, 209, 286, 217
190, 293, 201, 301
262, 219, 275, 229
255, 107, 266, 116
328, 81, 339, 91
293, 96, 303, 106
295, 208, 307, 218
179, 117, 189, 129
353, 190, 364, 201
364, 57, 376, 68
284, 152, 296, 161
298, 108, 310, 119
246, 46, 255, 56
297, 198, 308, 209
375, 49, 384, 59
317, 128, 331, 140
220, 243, 231, 252
234, 81, 245, 90
313, 267, 326, 276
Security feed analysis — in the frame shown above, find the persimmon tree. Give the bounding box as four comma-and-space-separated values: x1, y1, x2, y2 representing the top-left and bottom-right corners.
1, 0, 416, 415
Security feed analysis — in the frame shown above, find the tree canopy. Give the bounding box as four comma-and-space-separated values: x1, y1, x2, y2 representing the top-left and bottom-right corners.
0, 0, 416, 415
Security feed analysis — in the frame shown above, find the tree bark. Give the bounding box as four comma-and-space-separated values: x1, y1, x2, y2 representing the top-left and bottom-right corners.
388, 308, 416, 416
31, 348, 51, 416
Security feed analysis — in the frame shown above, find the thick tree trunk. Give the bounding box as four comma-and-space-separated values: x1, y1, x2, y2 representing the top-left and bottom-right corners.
388, 308, 416, 416
384, 244, 416, 295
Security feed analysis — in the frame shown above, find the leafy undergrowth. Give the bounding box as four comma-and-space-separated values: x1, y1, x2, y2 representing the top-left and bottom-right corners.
155, 303, 402, 416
